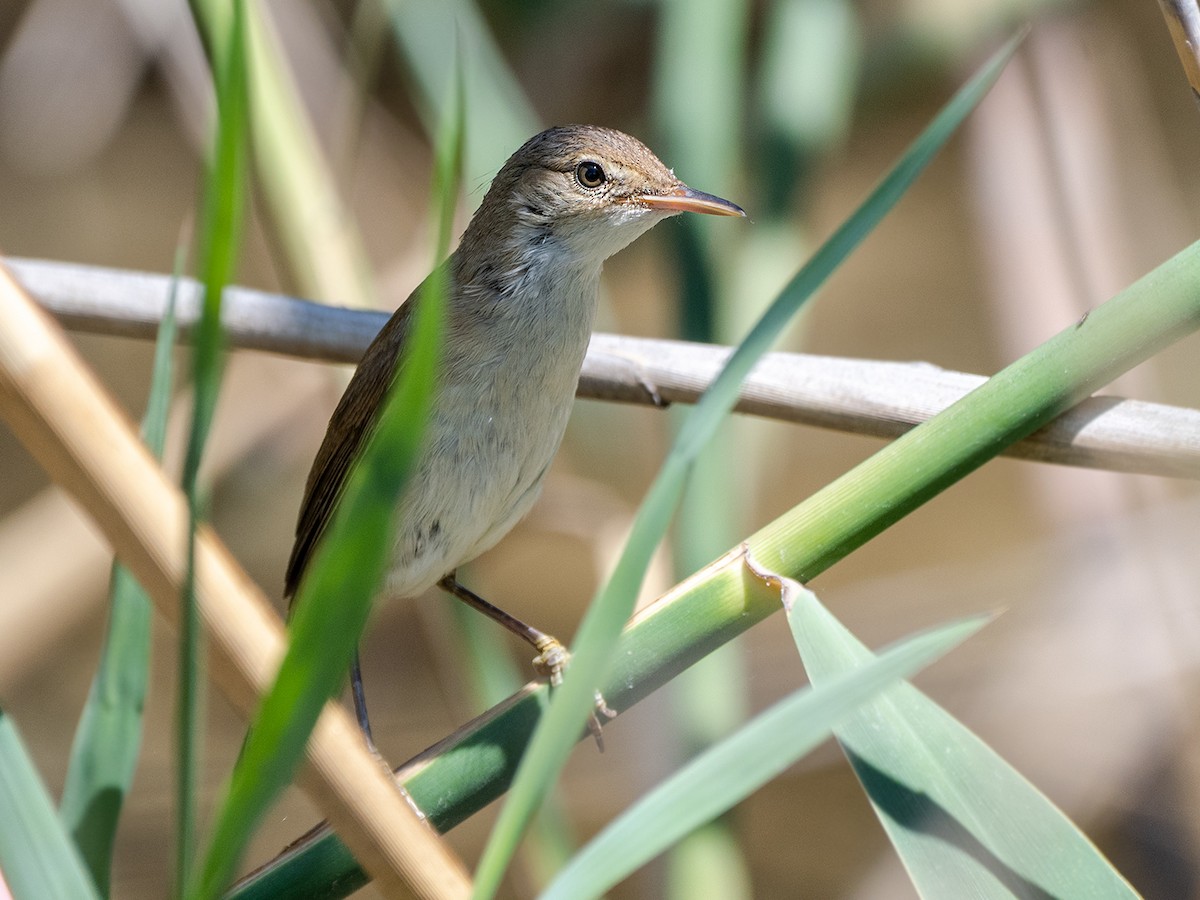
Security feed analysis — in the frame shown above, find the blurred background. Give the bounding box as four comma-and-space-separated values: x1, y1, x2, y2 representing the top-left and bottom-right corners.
2, 0, 1200, 896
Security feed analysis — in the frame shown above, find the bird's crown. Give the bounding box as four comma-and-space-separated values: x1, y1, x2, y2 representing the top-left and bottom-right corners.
461, 125, 743, 265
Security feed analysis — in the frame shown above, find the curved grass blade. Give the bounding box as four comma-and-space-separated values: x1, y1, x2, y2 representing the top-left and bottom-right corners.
58, 242, 186, 896
191, 0, 377, 308
186, 68, 465, 900
446, 600, 580, 889
540, 608, 989, 900
0, 709, 100, 900
383, 0, 538, 208
177, 2, 249, 893
225, 172, 1200, 900
653, 2, 752, 892
471, 33, 1023, 898
791, 592, 1137, 898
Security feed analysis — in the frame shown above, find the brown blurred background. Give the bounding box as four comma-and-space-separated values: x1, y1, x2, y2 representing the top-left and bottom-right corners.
3, 0, 1200, 896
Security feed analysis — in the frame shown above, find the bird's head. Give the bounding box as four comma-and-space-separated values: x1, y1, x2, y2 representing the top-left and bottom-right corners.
464, 125, 745, 267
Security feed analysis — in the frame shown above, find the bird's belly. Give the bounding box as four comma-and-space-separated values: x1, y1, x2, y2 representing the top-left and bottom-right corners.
379, 255, 599, 600
380, 367, 576, 600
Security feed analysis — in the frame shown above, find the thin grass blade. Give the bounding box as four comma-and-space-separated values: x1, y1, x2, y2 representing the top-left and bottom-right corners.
228, 177, 1200, 900
191, 0, 376, 308
186, 70, 465, 900
445, 601, 579, 890
177, 2, 249, 893
0, 709, 100, 900
654, 3, 752, 893
540, 603, 989, 900
791, 592, 1137, 898
383, 0, 538, 206
58, 243, 185, 896
471, 34, 1022, 898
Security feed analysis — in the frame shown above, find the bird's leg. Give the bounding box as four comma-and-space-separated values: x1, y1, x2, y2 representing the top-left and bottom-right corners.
437, 573, 616, 744
437, 573, 569, 683
349, 648, 378, 754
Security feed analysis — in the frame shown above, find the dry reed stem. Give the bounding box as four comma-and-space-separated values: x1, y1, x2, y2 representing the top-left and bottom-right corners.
0, 261, 471, 899
0, 356, 338, 689
13, 256, 1200, 480
1159, 0, 1200, 102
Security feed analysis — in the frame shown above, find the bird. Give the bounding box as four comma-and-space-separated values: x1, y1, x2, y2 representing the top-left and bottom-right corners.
284, 124, 745, 746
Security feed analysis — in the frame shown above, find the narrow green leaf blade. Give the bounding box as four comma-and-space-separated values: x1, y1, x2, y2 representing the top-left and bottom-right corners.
792, 594, 1138, 899
178, 1, 250, 892
59, 243, 184, 898
384, 0, 538, 210
187, 70, 464, 900
229, 209, 1200, 900
58, 568, 150, 897
140, 246, 184, 462
673, 30, 1022, 462
194, 0, 380, 310
541, 605, 988, 900
472, 34, 1023, 897
471, 462, 690, 898
0, 709, 100, 900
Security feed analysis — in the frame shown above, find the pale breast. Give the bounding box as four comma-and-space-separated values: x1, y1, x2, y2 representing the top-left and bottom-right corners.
382, 256, 600, 598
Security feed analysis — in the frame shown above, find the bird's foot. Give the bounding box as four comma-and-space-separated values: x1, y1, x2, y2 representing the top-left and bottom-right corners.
532, 634, 570, 686
532, 636, 617, 751
586, 690, 618, 752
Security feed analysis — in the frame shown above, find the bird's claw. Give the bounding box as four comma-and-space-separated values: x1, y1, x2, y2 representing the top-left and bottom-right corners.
532, 636, 570, 686
593, 689, 617, 720
532, 637, 616, 751
582, 690, 618, 752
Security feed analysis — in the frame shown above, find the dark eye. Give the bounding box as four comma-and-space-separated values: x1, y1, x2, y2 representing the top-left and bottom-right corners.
575, 160, 606, 189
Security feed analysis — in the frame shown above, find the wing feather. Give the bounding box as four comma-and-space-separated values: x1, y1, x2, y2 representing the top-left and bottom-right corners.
284, 293, 419, 601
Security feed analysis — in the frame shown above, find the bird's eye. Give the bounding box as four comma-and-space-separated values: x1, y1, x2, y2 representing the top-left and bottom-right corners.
575, 160, 606, 189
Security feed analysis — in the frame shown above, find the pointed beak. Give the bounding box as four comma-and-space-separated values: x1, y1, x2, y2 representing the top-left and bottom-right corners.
637, 185, 746, 217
